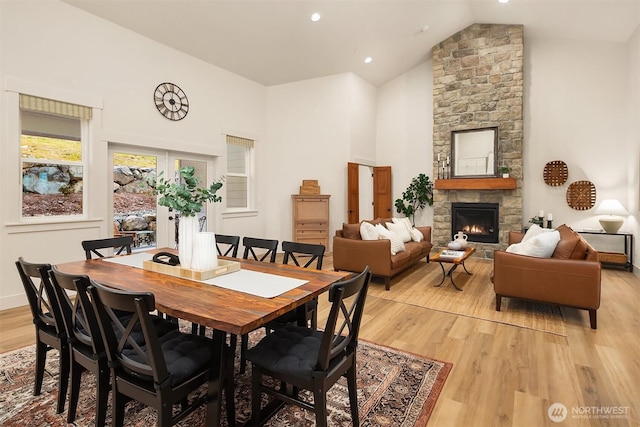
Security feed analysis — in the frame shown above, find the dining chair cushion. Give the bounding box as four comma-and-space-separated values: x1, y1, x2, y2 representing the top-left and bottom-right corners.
121, 329, 213, 386
246, 326, 326, 376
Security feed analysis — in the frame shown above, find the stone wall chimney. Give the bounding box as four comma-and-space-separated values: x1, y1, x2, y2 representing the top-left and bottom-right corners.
432, 24, 524, 258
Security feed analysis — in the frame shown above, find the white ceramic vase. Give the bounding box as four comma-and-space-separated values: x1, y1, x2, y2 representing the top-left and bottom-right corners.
178, 215, 199, 269
191, 232, 218, 271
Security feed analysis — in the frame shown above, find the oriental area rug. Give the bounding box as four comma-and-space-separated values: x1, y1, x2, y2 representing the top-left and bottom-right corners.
366, 258, 570, 336
0, 334, 451, 427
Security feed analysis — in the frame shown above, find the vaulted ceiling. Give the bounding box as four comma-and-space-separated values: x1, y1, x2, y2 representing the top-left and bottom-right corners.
63, 0, 639, 87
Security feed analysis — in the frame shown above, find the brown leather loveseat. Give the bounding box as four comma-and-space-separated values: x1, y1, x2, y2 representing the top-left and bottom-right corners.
333, 218, 432, 290
492, 224, 601, 329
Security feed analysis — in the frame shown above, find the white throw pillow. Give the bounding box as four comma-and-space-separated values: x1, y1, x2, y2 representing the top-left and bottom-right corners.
375, 224, 405, 255
521, 223, 553, 243
360, 221, 378, 241
392, 217, 424, 242
392, 217, 413, 234
506, 230, 560, 258
386, 221, 412, 243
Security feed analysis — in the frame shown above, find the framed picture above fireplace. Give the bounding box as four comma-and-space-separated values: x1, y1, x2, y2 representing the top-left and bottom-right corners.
451, 127, 498, 178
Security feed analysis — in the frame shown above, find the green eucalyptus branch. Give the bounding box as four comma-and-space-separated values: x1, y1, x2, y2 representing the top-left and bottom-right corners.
155, 166, 223, 217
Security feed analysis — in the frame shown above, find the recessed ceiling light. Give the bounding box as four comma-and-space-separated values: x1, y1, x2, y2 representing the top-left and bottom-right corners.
310, 12, 321, 22
498, 0, 509, 3
364, 57, 373, 64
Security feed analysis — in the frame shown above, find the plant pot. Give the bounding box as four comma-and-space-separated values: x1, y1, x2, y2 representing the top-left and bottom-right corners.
502, 173, 510, 178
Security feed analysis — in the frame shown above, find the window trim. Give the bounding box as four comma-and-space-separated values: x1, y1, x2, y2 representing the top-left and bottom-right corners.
223, 132, 256, 214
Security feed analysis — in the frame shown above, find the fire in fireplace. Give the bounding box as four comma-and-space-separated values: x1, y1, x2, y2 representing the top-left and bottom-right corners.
451, 202, 499, 243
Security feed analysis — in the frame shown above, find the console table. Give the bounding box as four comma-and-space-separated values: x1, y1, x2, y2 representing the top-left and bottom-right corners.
577, 230, 633, 272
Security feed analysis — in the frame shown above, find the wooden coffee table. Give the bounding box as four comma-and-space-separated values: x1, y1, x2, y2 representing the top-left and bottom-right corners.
430, 247, 476, 291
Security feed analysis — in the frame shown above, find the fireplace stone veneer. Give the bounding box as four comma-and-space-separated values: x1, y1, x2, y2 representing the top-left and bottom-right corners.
431, 24, 524, 258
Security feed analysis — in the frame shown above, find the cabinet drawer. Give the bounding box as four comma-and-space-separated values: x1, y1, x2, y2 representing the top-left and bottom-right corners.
295, 221, 327, 230
296, 236, 328, 246
295, 229, 327, 237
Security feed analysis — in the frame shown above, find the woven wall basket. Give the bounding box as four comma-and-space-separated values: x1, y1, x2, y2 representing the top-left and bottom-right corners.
543, 160, 568, 186
566, 180, 596, 210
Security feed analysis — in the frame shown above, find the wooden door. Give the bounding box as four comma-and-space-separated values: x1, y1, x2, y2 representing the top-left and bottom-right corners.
347, 162, 359, 223
373, 166, 392, 218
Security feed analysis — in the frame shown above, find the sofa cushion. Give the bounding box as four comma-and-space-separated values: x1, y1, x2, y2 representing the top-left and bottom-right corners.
506, 230, 560, 258
360, 221, 378, 241
390, 250, 411, 269
521, 223, 553, 242
386, 222, 412, 243
552, 224, 580, 259
404, 241, 423, 258
570, 235, 589, 259
342, 223, 361, 240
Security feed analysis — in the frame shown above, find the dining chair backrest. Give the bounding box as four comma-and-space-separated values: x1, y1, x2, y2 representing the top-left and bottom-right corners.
16, 258, 57, 331
15, 257, 70, 414
88, 280, 234, 426
215, 234, 240, 257
82, 236, 134, 259
318, 266, 370, 370
45, 267, 110, 425
282, 241, 325, 270
47, 267, 103, 354
242, 237, 278, 263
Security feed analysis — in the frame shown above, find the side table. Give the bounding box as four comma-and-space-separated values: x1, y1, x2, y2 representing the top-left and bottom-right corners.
429, 247, 476, 291
577, 230, 633, 272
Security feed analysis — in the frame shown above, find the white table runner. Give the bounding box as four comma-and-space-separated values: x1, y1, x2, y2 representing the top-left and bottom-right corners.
102, 253, 308, 298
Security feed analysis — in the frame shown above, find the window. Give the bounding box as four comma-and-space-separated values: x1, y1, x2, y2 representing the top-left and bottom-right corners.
225, 135, 254, 209
20, 95, 91, 218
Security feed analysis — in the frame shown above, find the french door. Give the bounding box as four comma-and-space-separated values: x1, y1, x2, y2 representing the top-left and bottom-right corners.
108, 144, 216, 249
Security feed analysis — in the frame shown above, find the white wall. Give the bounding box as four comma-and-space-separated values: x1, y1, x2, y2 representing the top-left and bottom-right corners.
376, 61, 434, 227
0, 0, 267, 309
265, 73, 377, 244
524, 37, 630, 232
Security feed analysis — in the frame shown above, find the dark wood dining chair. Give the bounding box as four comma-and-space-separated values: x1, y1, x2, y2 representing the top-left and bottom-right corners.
15, 258, 69, 415
267, 241, 326, 330
82, 236, 134, 259
44, 267, 109, 426
246, 266, 371, 427
45, 267, 181, 425
215, 234, 240, 257
89, 280, 236, 427
242, 237, 278, 263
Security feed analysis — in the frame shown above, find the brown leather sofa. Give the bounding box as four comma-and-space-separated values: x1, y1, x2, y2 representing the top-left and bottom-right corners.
492, 224, 601, 329
333, 218, 432, 290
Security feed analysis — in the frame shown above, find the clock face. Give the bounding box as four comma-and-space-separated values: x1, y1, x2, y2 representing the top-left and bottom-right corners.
154, 82, 189, 121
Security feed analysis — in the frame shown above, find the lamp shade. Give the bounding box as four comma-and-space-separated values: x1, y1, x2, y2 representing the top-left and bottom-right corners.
594, 199, 628, 233
594, 199, 629, 216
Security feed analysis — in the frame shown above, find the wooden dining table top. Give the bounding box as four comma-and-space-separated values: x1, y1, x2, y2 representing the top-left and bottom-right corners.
55, 249, 349, 336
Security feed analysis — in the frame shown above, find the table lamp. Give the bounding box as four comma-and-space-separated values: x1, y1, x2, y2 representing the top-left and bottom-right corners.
594, 199, 628, 234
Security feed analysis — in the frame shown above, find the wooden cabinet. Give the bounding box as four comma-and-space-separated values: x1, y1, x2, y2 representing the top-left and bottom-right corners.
292, 195, 330, 248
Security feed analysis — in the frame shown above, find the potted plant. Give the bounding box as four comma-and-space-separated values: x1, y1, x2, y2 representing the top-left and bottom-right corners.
498, 166, 510, 178
394, 173, 434, 225
155, 166, 223, 269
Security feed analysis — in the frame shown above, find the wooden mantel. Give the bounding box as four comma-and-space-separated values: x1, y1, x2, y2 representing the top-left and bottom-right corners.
435, 177, 517, 190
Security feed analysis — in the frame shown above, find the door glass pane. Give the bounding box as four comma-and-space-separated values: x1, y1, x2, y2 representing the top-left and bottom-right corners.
113, 152, 157, 249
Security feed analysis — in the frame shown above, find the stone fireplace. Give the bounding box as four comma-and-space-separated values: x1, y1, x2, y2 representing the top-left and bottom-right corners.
432, 24, 524, 258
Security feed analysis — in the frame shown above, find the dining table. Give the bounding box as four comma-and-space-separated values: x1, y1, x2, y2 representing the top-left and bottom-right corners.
54, 248, 350, 426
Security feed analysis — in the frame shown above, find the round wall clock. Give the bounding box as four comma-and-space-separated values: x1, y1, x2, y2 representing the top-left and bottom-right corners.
154, 82, 189, 121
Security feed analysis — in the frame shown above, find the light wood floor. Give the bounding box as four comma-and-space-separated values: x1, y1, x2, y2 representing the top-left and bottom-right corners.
2, 256, 639, 427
